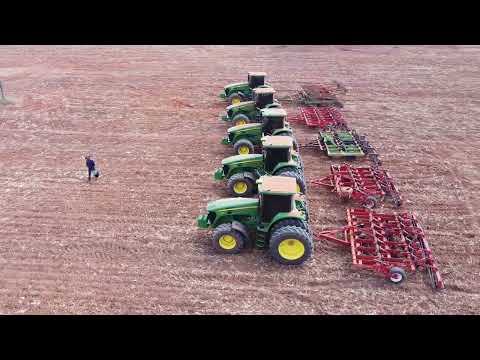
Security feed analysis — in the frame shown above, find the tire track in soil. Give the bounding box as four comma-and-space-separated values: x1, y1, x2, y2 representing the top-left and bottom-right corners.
1, 45, 480, 314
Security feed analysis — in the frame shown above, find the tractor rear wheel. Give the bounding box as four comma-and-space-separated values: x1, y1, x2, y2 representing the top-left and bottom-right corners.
227, 173, 255, 197
232, 114, 250, 126
233, 139, 254, 155
212, 223, 245, 254
269, 226, 313, 265
228, 92, 243, 105
274, 169, 306, 194
269, 219, 309, 239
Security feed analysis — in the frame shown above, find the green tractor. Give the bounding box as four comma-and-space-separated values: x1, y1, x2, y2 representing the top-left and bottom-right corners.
197, 176, 313, 265
214, 135, 306, 197
220, 87, 281, 126
221, 108, 298, 155
219, 72, 271, 105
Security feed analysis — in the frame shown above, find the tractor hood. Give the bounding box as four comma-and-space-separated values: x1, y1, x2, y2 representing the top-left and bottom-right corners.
224, 82, 248, 91
221, 154, 263, 166
207, 197, 259, 213
227, 123, 262, 134
226, 101, 254, 112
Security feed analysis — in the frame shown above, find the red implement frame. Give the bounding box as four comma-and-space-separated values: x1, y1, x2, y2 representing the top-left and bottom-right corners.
315, 209, 444, 290
302, 83, 346, 98
288, 106, 348, 129
311, 164, 402, 208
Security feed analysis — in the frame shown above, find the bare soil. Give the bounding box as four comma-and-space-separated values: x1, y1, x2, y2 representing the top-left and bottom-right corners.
0, 45, 479, 314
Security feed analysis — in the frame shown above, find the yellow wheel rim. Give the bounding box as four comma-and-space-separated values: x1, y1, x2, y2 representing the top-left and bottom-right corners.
233, 181, 248, 194
238, 146, 250, 155
235, 119, 247, 126
278, 239, 305, 260
219, 234, 237, 250
232, 98, 241, 105
296, 183, 301, 193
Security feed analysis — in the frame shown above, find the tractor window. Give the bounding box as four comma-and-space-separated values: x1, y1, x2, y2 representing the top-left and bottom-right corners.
249, 75, 265, 88
264, 148, 290, 172
255, 93, 274, 109
263, 116, 285, 135
261, 194, 293, 223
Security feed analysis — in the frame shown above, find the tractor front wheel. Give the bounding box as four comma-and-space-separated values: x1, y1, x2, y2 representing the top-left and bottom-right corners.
233, 139, 254, 155
269, 226, 313, 266
227, 173, 255, 197
228, 92, 243, 105
232, 114, 250, 126
212, 223, 245, 254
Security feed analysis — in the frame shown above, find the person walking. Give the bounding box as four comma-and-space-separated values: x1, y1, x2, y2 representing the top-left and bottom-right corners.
85, 155, 98, 182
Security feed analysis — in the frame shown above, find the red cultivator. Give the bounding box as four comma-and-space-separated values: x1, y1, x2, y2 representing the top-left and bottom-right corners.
311, 163, 402, 208
315, 208, 444, 290
277, 82, 346, 107
288, 106, 348, 129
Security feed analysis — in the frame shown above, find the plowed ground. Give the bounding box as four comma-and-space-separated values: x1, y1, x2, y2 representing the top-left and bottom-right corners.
0, 45, 479, 314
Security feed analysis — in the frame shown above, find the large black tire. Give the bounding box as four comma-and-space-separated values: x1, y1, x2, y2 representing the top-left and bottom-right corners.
233, 139, 254, 155
227, 173, 255, 197
269, 226, 313, 265
232, 113, 250, 126
292, 138, 300, 152
269, 219, 309, 240
274, 169, 307, 194
227, 92, 244, 105
212, 223, 245, 254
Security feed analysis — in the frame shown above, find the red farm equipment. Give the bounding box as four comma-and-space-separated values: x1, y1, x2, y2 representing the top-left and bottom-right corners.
315, 208, 444, 290
311, 163, 402, 209
288, 106, 348, 129
277, 82, 346, 108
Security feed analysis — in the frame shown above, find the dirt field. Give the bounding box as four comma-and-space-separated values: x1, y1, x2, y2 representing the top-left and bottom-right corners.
0, 45, 479, 314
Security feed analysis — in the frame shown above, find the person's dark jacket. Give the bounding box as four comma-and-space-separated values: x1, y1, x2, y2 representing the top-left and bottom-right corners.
86, 159, 96, 170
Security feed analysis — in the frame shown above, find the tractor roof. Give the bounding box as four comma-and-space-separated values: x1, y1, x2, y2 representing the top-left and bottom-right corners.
248, 71, 267, 77
257, 176, 297, 195
261, 135, 293, 148
253, 87, 275, 95
261, 108, 287, 118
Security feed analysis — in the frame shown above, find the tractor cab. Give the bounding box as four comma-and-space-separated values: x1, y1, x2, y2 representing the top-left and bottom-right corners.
257, 176, 296, 223
248, 71, 267, 89
261, 136, 293, 173
254, 87, 276, 109
261, 108, 287, 135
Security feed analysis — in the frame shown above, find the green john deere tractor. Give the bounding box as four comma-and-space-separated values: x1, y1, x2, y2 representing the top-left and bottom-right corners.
197, 176, 313, 265
214, 135, 306, 197
220, 87, 281, 126
221, 108, 298, 155
219, 72, 271, 105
